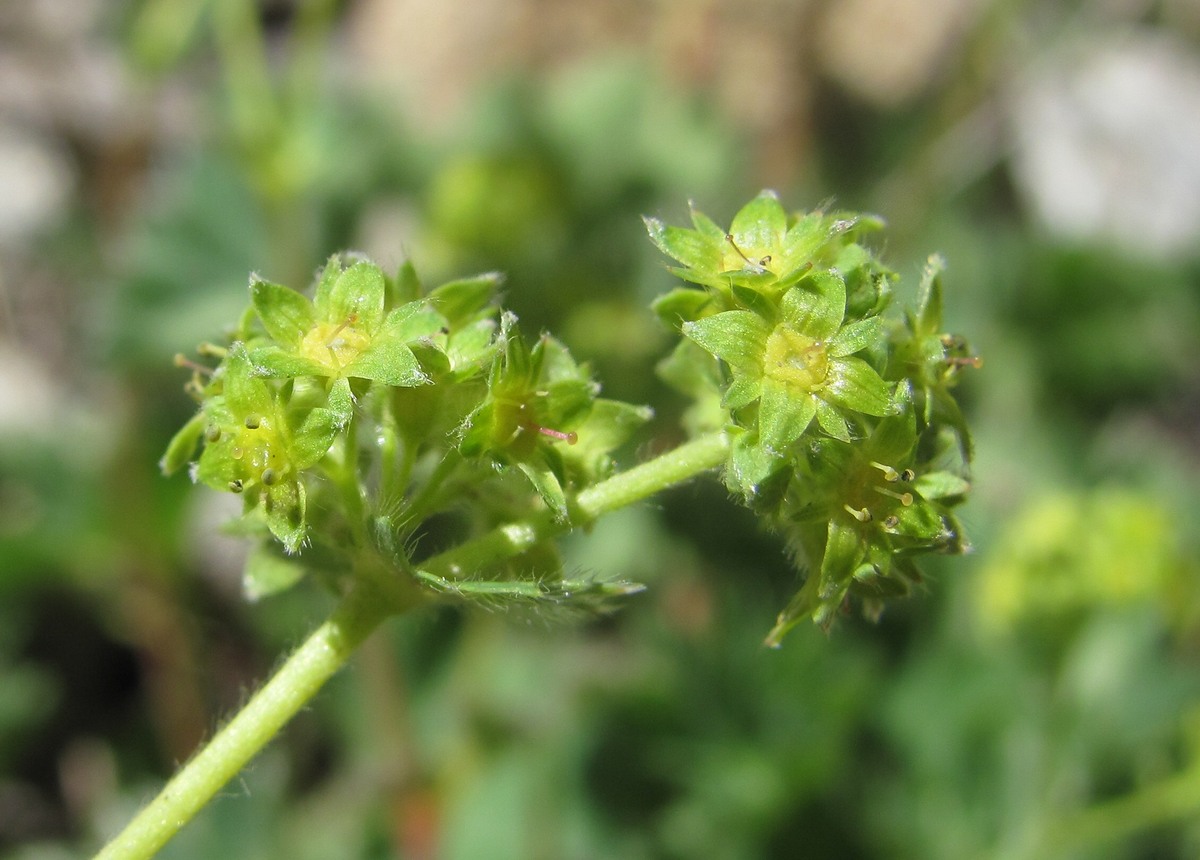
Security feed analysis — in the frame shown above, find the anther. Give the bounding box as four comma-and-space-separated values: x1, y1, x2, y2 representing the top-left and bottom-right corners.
229, 479, 244, 493
900, 468, 915, 482
244, 416, 261, 430
844, 505, 872, 522
884, 515, 900, 529
873, 486, 913, 506
205, 425, 222, 443
261, 468, 277, 486
949, 356, 983, 369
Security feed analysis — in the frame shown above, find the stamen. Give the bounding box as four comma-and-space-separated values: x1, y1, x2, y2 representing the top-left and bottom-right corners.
229, 479, 244, 493
873, 486, 913, 506
197, 342, 228, 359
949, 356, 982, 369
205, 426, 222, 443
844, 505, 872, 522
870, 461, 900, 482
244, 416, 261, 430
725, 234, 765, 271
883, 515, 900, 529
174, 354, 214, 376
899, 468, 916, 482
261, 468, 277, 486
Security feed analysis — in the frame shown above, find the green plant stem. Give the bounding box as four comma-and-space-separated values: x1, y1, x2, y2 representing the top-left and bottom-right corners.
419, 431, 730, 579
93, 430, 729, 859
93, 583, 395, 860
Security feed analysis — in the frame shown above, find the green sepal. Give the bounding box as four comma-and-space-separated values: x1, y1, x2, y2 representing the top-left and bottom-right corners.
248, 345, 329, 379
813, 397, 852, 442
243, 542, 307, 601
390, 259, 422, 307
263, 478, 306, 553
160, 411, 206, 475
644, 216, 719, 274
826, 357, 892, 417
727, 430, 785, 501
913, 470, 970, 501
345, 342, 428, 387
683, 310, 769, 371
731, 283, 778, 322
517, 458, 569, 522
722, 375, 762, 410
651, 287, 711, 329
828, 316, 882, 358
323, 260, 386, 331
427, 272, 503, 326
781, 271, 845, 341
223, 345, 276, 416
290, 403, 344, 470
250, 277, 313, 347
759, 380, 816, 450
729, 191, 787, 257
916, 254, 945, 334
819, 518, 866, 601
446, 319, 500, 377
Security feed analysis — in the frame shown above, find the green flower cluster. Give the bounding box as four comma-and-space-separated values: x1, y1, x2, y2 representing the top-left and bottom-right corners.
163, 255, 646, 601
647, 191, 976, 640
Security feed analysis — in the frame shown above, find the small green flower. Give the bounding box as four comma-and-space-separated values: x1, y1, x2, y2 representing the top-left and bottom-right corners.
459, 316, 648, 520
644, 190, 874, 297
248, 256, 435, 387
684, 268, 892, 451
163, 345, 350, 552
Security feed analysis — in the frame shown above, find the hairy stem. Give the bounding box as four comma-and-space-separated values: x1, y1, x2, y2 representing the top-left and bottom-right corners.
93, 430, 729, 859
418, 431, 730, 579
94, 583, 395, 860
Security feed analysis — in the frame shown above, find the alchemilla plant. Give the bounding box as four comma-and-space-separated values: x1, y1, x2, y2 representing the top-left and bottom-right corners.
101, 192, 976, 858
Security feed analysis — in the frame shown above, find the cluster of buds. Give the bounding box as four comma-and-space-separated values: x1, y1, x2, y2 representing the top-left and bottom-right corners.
646, 192, 976, 641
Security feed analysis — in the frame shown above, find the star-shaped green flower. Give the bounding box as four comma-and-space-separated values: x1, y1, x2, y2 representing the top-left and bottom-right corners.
162, 345, 351, 552
247, 256, 435, 387
684, 268, 892, 452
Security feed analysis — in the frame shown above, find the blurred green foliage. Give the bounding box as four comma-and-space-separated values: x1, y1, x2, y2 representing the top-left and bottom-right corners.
4, 1, 1200, 858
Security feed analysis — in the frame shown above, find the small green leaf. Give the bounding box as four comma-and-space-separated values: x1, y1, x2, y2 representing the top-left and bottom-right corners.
728, 430, 785, 499
826, 357, 891, 416
160, 411, 206, 475
250, 278, 313, 346
819, 518, 865, 595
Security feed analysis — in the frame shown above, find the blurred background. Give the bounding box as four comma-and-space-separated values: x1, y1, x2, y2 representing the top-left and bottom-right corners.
3, 0, 1200, 857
